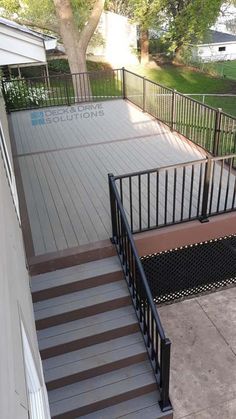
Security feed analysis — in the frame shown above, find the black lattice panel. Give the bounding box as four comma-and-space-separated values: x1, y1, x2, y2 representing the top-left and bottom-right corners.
141, 235, 236, 303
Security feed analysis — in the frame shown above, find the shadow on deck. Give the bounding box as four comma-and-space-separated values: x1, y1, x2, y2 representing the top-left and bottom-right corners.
10, 99, 210, 273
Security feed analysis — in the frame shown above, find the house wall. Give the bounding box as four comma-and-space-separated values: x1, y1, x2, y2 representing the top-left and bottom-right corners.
87, 11, 138, 66
194, 42, 236, 62
0, 23, 46, 65
0, 96, 47, 418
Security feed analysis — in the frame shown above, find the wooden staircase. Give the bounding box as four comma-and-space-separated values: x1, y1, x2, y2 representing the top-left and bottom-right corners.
31, 256, 172, 418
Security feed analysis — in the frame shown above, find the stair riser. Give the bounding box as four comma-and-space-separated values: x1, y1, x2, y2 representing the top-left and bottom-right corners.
51, 382, 157, 418
29, 241, 116, 276
40, 324, 139, 359
46, 352, 147, 390
32, 271, 123, 302
36, 296, 131, 330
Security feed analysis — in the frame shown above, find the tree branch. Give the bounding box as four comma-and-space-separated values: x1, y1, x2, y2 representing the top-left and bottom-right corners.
13, 18, 59, 34
79, 0, 105, 51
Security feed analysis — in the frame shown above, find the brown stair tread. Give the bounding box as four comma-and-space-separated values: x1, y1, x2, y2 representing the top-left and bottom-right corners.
34, 280, 129, 322
43, 332, 143, 371
31, 255, 169, 418
81, 391, 166, 418
38, 307, 138, 352
49, 362, 157, 417
31, 256, 122, 293
38, 305, 135, 341
45, 337, 147, 386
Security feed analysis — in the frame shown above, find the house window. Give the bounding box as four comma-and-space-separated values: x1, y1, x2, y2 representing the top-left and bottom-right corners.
219, 46, 226, 52
0, 124, 12, 182
0, 120, 20, 219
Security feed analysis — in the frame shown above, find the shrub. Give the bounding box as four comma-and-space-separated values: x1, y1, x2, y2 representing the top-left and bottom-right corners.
3, 79, 49, 109
47, 59, 112, 75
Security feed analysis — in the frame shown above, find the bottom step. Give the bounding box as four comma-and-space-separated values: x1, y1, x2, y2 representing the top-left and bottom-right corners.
82, 391, 173, 419
49, 362, 157, 418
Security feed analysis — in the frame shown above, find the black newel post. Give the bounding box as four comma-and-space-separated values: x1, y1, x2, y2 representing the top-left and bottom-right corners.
108, 173, 118, 243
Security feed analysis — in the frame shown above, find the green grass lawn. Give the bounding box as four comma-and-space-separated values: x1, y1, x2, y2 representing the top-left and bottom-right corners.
203, 60, 236, 81
127, 63, 236, 116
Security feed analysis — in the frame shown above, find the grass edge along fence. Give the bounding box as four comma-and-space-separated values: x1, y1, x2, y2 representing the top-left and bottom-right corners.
2, 67, 236, 158
123, 69, 236, 159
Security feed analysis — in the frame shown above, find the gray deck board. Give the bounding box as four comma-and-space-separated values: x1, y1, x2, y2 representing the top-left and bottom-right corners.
10, 100, 233, 257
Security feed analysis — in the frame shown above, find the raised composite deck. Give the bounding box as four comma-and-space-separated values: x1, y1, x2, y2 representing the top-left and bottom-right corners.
10, 99, 206, 261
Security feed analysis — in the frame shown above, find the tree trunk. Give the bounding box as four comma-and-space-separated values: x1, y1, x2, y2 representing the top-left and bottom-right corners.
174, 46, 183, 63
140, 29, 149, 65
53, 0, 104, 100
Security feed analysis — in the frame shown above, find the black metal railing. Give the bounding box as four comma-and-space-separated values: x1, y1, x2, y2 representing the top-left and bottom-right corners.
3, 67, 236, 160
112, 154, 236, 234
123, 69, 236, 158
1, 69, 123, 111
108, 173, 172, 412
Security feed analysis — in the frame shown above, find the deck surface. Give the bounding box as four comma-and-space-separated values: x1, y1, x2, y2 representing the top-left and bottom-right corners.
11, 100, 209, 258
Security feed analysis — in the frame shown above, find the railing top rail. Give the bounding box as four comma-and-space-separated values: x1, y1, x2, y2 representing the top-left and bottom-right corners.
175, 90, 218, 112
212, 153, 236, 162
110, 175, 166, 340
184, 93, 236, 97
2, 68, 123, 83
113, 157, 208, 180
219, 109, 236, 120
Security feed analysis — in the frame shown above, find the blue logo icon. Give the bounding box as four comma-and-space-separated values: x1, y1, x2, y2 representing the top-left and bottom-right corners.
31, 111, 45, 126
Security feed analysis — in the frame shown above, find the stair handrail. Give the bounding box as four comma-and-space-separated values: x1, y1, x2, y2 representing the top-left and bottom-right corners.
108, 173, 172, 413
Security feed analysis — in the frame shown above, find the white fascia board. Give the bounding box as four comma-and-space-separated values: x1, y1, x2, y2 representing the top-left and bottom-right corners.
196, 41, 236, 47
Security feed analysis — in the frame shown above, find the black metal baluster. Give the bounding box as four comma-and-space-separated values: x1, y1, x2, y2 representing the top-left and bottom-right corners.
147, 172, 150, 229
173, 168, 177, 223
224, 157, 232, 211
164, 170, 168, 225
216, 159, 224, 212
129, 176, 133, 232
180, 166, 186, 221
189, 165, 194, 219
138, 174, 142, 232
156, 171, 159, 226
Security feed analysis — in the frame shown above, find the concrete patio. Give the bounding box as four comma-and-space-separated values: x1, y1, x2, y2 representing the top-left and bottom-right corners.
159, 287, 236, 418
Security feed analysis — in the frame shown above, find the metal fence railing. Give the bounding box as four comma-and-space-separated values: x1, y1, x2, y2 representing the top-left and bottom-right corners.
108, 173, 172, 413
123, 69, 236, 159
1, 69, 123, 111
2, 68, 236, 161
112, 154, 236, 234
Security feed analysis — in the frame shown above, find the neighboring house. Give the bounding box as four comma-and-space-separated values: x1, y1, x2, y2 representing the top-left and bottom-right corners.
88, 11, 138, 66
0, 17, 62, 76
192, 30, 236, 62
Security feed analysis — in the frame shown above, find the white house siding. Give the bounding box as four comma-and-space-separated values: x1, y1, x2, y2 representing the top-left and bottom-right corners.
0, 95, 47, 418
194, 42, 236, 62
0, 23, 46, 65
88, 11, 138, 66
